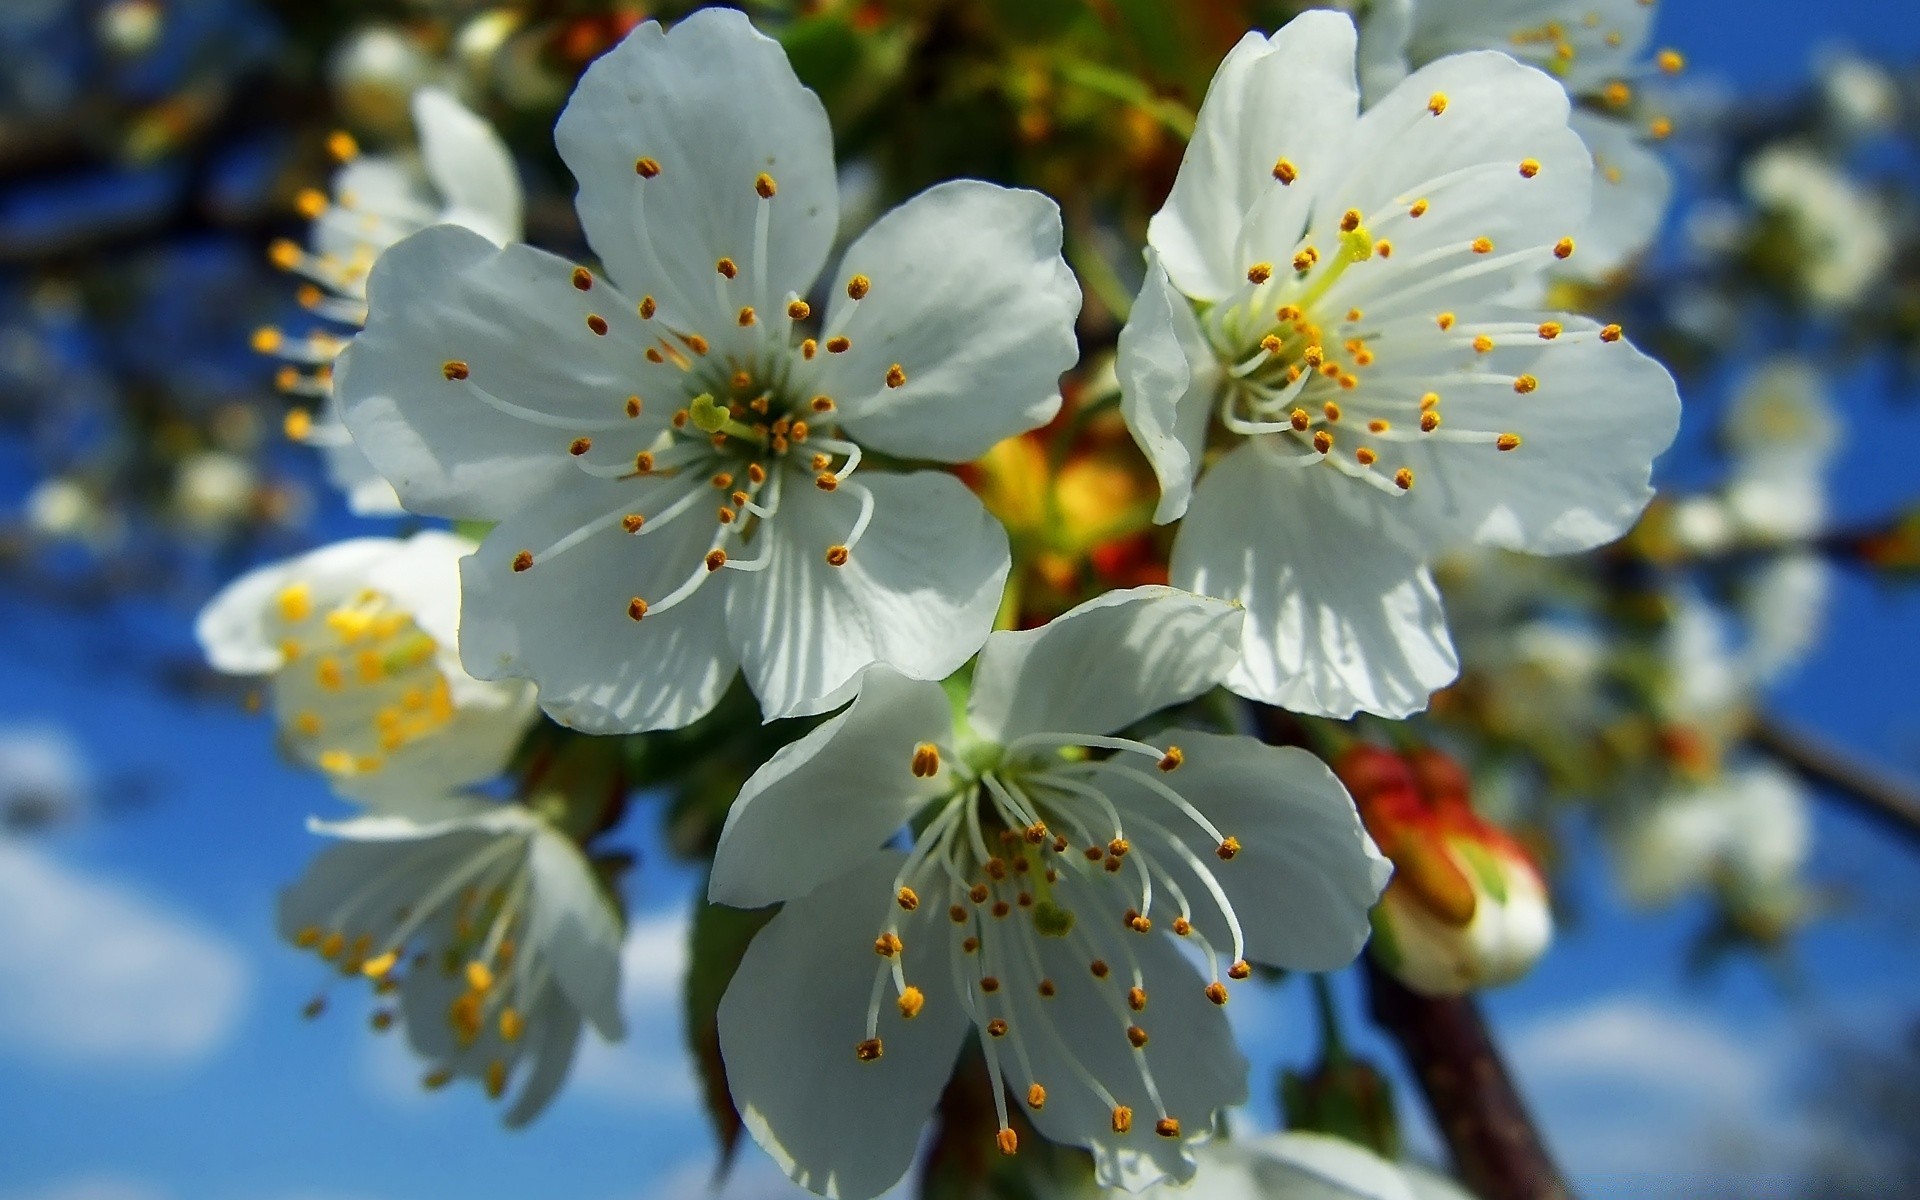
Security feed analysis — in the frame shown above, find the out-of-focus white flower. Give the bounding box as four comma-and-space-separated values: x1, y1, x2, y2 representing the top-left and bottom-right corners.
1356, 0, 1677, 278
172, 450, 257, 531
196, 531, 538, 806
96, 0, 162, 56
1721, 358, 1840, 543
1745, 144, 1893, 310
1818, 49, 1901, 140
709, 588, 1388, 1196
24, 476, 119, 546
1612, 762, 1811, 910
337, 10, 1079, 733
1140, 1131, 1479, 1200
280, 794, 624, 1125
329, 24, 440, 137
1738, 553, 1829, 684
260, 88, 523, 515
1119, 12, 1678, 719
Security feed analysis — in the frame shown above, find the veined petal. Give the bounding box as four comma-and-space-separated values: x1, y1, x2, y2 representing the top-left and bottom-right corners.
1172, 445, 1458, 720
413, 88, 522, 247
813, 181, 1079, 463
968, 587, 1242, 746
1010, 871, 1248, 1190
719, 852, 969, 1200
361, 529, 472, 650
459, 473, 737, 735
336, 225, 680, 522
1381, 316, 1680, 554
196, 537, 400, 674
1149, 13, 1361, 301
1569, 111, 1672, 279
1354, 0, 1415, 104
1118, 259, 1219, 525
526, 826, 626, 1040
1093, 731, 1389, 972
503, 1003, 586, 1128
1240, 1133, 1421, 1200
711, 667, 955, 909
554, 9, 837, 331
1405, 0, 1654, 95
726, 471, 1008, 722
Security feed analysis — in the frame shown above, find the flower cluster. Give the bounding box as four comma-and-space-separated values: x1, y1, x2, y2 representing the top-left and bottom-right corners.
207, 1, 1691, 1192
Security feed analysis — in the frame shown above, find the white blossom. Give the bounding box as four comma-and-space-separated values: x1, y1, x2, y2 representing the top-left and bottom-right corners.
196, 531, 538, 806
1119, 12, 1679, 720
1612, 762, 1811, 910
1140, 1131, 1479, 1200
1356, 0, 1677, 277
1744, 144, 1893, 310
336, 9, 1080, 733
279, 794, 624, 1124
708, 588, 1388, 1197
263, 87, 523, 514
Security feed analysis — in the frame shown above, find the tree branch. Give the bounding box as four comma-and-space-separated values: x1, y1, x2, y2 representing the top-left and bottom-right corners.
1364, 958, 1574, 1200
1750, 713, 1920, 847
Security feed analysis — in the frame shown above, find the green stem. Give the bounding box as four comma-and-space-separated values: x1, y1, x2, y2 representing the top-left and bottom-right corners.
1056, 58, 1195, 140
1067, 229, 1135, 325
1311, 972, 1349, 1065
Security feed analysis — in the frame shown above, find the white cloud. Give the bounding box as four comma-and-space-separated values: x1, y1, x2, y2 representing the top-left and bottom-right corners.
570, 908, 700, 1111
1506, 997, 1806, 1197
0, 1175, 169, 1200
0, 841, 248, 1066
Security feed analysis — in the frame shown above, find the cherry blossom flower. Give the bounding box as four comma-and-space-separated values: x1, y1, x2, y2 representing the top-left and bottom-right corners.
1119, 11, 1679, 719
708, 588, 1388, 1196
196, 531, 537, 805
279, 794, 623, 1124
1356, 0, 1678, 277
1141, 1131, 1479, 1200
336, 9, 1079, 733
257, 87, 522, 514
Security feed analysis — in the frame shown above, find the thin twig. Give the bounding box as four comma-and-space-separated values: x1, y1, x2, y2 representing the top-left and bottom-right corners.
1750, 713, 1920, 847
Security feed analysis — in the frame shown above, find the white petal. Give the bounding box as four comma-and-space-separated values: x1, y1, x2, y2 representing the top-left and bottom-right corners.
1242, 1132, 1420, 1200
195, 538, 400, 674
711, 667, 955, 909
332, 680, 538, 810
307, 794, 530, 841
1118, 258, 1219, 524
526, 825, 626, 1040
413, 88, 523, 247
1172, 445, 1458, 719
458, 474, 738, 735
503, 1003, 586, 1127
1405, 0, 1653, 94
1354, 0, 1415, 104
1401, 1162, 1480, 1200
1008, 871, 1248, 1190
1384, 319, 1680, 554
1148, 13, 1360, 301
812, 181, 1079, 463
553, 9, 837, 332
335, 224, 681, 522
719, 852, 970, 1200
967, 586, 1241, 745
727, 470, 1008, 721
1567, 112, 1671, 279
361, 529, 473, 649
1093, 731, 1390, 971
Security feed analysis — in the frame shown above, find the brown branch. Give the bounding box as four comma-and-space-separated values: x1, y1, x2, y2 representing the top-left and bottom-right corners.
1750, 713, 1920, 847
1364, 958, 1574, 1200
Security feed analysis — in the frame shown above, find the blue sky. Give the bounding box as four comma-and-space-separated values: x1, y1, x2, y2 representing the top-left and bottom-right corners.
3, 3, 1919, 1199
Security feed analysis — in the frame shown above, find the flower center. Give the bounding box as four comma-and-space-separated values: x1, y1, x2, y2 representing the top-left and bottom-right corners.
854, 732, 1248, 1156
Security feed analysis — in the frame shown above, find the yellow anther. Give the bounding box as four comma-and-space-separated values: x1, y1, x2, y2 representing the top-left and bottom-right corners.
1112, 1106, 1134, 1133
1519, 158, 1542, 178
996, 1128, 1018, 1156
1649, 116, 1673, 140
846, 274, 871, 300
1427, 92, 1449, 115
987, 1018, 1008, 1037
1246, 262, 1273, 284
1410, 198, 1430, 218
754, 172, 777, 198
1538, 321, 1563, 340
511, 550, 534, 572
1471, 237, 1494, 255
1206, 981, 1230, 1006
1657, 48, 1685, 73
1126, 1025, 1149, 1048
1554, 237, 1576, 260
586, 314, 609, 336
980, 976, 1001, 994
1323, 400, 1343, 422
295, 926, 321, 948
897, 986, 925, 1019
1600, 323, 1623, 342
316, 658, 344, 691
294, 188, 328, 220
326, 130, 359, 162
1292, 247, 1318, 273
910, 742, 941, 778
1217, 836, 1242, 860
276, 582, 312, 623
1129, 914, 1152, 933
816, 472, 839, 492
268, 239, 301, 270
874, 932, 903, 957
466, 961, 495, 992
1312, 430, 1334, 454
1436, 312, 1455, 331
704, 548, 728, 572
1276, 304, 1301, 322
500, 1008, 524, 1042
897, 887, 920, 911
885, 363, 907, 389
1355, 447, 1378, 466
1228, 960, 1252, 980
1497, 432, 1523, 451
1259, 334, 1283, 355
1513, 374, 1540, 394
1027, 1083, 1046, 1110
1604, 80, 1632, 108
737, 306, 756, 326
1272, 157, 1298, 184
1156, 1117, 1182, 1138
1038, 978, 1057, 997
571, 266, 593, 291
634, 451, 655, 473
1290, 408, 1310, 431
625, 395, 643, 418
319, 931, 345, 960
485, 1059, 507, 1099
1420, 411, 1441, 433
715, 258, 738, 280
362, 951, 398, 979
422, 1067, 453, 1091
569, 437, 593, 456
1156, 746, 1183, 772
1368, 419, 1391, 433
250, 326, 283, 355
1127, 986, 1147, 1011
1090, 959, 1110, 978
627, 597, 648, 621
638, 295, 657, 319
800, 338, 817, 360
1473, 335, 1495, 354
825, 336, 851, 354
1395, 467, 1415, 490
1339, 209, 1363, 233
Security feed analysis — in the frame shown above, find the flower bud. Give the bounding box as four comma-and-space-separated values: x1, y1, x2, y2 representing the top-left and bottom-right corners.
1337, 746, 1552, 997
